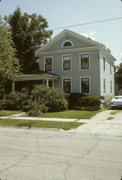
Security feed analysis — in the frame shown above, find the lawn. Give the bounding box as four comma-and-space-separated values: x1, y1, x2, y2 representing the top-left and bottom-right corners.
40, 110, 99, 119
0, 110, 100, 119
0, 118, 83, 130
0, 110, 20, 116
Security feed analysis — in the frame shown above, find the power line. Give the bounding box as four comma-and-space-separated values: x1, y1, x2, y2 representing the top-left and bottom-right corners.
52, 16, 122, 30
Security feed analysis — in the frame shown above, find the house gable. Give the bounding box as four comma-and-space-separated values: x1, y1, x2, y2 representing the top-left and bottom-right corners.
37, 29, 102, 54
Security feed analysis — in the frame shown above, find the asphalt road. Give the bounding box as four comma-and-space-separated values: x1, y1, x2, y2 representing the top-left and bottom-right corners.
0, 127, 122, 180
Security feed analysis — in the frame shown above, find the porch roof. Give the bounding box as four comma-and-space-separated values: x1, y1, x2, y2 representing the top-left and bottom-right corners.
14, 71, 60, 81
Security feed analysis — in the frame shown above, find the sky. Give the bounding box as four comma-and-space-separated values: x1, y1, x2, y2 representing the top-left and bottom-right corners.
0, 0, 122, 65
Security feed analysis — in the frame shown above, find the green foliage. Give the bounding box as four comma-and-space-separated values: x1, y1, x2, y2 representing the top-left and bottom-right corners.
0, 118, 83, 130
68, 93, 85, 109
0, 92, 29, 111
6, 8, 52, 73
75, 96, 101, 111
115, 62, 122, 85
27, 100, 48, 116
0, 110, 20, 116
27, 85, 68, 116
0, 17, 20, 98
116, 62, 122, 73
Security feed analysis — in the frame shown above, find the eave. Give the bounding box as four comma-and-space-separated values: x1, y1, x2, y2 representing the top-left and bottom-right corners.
39, 46, 101, 56
14, 73, 60, 81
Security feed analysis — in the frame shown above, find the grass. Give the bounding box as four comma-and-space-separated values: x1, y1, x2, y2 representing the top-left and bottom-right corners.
110, 111, 119, 115
0, 110, 20, 117
40, 110, 100, 119
107, 117, 114, 120
0, 110, 100, 119
0, 118, 84, 130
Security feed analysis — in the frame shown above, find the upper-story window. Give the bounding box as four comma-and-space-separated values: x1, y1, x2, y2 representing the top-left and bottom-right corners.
110, 62, 112, 74
80, 53, 90, 69
63, 55, 71, 71
45, 57, 52, 72
62, 40, 73, 47
103, 57, 106, 71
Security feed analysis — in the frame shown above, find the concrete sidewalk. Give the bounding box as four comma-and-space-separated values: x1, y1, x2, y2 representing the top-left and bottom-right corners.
0, 112, 89, 123
70, 110, 122, 136
0, 110, 122, 136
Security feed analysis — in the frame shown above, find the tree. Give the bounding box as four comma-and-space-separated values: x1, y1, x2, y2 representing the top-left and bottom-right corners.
116, 62, 122, 73
6, 8, 52, 73
0, 17, 20, 98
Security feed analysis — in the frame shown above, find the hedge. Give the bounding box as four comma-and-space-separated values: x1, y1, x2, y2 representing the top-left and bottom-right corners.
75, 96, 101, 111
68, 93, 85, 109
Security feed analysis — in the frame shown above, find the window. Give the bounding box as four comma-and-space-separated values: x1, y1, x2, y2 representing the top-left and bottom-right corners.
110, 62, 112, 74
80, 53, 89, 69
63, 55, 71, 70
63, 41, 72, 47
104, 79, 106, 93
81, 78, 89, 93
103, 57, 106, 71
63, 78, 71, 93
45, 57, 52, 72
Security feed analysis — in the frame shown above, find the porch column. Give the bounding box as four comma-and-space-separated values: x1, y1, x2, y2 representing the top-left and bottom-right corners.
46, 79, 49, 87
12, 80, 15, 92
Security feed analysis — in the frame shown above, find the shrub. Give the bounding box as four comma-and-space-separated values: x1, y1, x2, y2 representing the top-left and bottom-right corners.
68, 93, 85, 109
27, 85, 68, 116
27, 100, 48, 116
75, 96, 101, 111
46, 88, 68, 112
0, 92, 29, 111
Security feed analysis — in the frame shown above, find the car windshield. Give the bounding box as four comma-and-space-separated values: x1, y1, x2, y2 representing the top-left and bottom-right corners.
114, 97, 122, 99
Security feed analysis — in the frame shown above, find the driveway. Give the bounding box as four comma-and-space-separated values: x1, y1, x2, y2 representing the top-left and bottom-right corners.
71, 110, 122, 136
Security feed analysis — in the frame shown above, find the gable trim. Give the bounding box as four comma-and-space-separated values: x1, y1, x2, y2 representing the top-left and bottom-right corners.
39, 46, 100, 56
37, 29, 102, 53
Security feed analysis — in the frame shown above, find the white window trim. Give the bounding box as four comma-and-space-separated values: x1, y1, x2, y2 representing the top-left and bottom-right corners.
80, 76, 91, 94
44, 56, 53, 72
62, 77, 72, 94
62, 40, 73, 48
79, 52, 90, 70
62, 54, 72, 71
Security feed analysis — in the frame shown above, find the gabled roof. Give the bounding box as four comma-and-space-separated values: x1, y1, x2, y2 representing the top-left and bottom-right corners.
36, 29, 116, 62
36, 29, 103, 53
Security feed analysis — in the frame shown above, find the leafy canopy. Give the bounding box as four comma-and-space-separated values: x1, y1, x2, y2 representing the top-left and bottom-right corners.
0, 17, 20, 98
6, 8, 53, 73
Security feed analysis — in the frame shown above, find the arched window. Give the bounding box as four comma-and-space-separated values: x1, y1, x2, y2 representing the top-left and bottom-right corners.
62, 41, 73, 47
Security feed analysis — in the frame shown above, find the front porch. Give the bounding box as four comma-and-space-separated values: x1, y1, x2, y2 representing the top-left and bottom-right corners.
12, 71, 60, 92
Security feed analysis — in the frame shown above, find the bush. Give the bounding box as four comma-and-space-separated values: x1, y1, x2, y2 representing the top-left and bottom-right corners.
75, 96, 101, 111
27, 100, 48, 116
46, 88, 68, 112
68, 93, 85, 109
27, 85, 68, 116
0, 92, 29, 111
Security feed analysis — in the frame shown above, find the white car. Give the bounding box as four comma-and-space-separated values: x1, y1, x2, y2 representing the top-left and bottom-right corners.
110, 96, 122, 107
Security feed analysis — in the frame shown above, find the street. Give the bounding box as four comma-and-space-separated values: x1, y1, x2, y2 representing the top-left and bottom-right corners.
0, 126, 122, 180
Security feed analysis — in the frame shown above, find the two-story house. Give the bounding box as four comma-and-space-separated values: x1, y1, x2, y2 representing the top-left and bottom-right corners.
14, 29, 115, 100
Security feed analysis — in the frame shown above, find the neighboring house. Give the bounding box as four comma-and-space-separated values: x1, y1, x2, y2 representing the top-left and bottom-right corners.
14, 29, 116, 100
